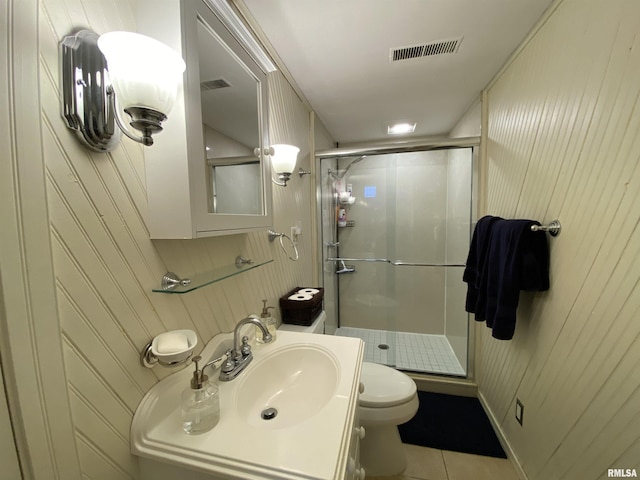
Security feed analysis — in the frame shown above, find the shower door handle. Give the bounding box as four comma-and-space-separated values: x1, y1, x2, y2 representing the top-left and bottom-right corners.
327, 257, 465, 267
326, 257, 389, 263
390, 261, 466, 267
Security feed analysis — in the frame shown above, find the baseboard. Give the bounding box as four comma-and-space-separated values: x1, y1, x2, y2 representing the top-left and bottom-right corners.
477, 391, 528, 480
409, 374, 478, 398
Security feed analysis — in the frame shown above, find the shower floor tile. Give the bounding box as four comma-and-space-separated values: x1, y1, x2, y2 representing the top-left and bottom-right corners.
335, 327, 466, 376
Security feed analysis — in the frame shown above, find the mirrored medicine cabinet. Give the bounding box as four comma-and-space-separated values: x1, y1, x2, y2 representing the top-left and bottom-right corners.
138, 0, 275, 238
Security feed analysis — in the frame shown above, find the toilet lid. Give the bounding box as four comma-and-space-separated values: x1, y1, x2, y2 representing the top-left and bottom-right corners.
359, 362, 417, 408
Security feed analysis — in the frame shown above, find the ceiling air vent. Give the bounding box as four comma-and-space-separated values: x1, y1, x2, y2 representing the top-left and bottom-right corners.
201, 78, 231, 91
391, 37, 462, 62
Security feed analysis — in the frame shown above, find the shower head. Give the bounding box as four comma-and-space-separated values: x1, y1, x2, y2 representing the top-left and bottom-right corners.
328, 168, 346, 179
329, 155, 367, 180
339, 155, 366, 178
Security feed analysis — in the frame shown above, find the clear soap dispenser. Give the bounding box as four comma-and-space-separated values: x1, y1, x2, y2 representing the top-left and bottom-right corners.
256, 299, 276, 343
181, 355, 220, 434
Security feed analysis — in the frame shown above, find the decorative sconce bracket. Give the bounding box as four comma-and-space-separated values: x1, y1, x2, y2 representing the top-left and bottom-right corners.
60, 30, 122, 152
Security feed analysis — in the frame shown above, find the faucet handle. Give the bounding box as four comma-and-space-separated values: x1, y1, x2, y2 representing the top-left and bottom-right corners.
240, 336, 252, 357
202, 353, 228, 372
221, 348, 236, 373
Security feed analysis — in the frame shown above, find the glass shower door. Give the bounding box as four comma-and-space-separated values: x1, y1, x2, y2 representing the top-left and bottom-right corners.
322, 148, 473, 376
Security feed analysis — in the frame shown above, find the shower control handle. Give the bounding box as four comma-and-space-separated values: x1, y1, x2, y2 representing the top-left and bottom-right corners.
336, 260, 356, 274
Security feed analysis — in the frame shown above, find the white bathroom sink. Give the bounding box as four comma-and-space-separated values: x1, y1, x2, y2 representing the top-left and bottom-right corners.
235, 344, 340, 429
131, 330, 363, 480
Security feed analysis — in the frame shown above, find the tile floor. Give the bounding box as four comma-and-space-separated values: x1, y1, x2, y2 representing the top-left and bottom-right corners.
369, 443, 519, 480
334, 328, 516, 478
335, 327, 466, 376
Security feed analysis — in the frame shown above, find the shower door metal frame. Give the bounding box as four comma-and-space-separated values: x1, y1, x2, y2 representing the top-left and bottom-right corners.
315, 136, 480, 381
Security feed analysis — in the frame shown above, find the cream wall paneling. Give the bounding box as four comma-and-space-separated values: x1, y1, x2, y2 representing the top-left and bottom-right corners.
0, 283, 25, 480
33, 0, 316, 478
479, 0, 640, 479
1, 0, 83, 478
268, 71, 315, 290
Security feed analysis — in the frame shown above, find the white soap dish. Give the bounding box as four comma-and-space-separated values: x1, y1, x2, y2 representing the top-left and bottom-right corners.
141, 329, 197, 368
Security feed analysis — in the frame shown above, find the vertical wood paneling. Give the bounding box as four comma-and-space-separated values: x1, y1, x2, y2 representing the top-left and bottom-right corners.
1, 0, 83, 478
37, 0, 316, 478
0, 295, 23, 480
267, 71, 314, 290
479, 1, 640, 479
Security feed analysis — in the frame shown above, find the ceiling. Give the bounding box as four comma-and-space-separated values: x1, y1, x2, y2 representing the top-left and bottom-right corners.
240, 0, 554, 145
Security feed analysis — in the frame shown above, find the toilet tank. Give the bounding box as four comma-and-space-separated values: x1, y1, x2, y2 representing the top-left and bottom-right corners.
278, 311, 325, 334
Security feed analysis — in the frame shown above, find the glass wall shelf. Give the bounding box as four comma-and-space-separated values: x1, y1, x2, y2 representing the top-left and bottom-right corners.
152, 258, 272, 294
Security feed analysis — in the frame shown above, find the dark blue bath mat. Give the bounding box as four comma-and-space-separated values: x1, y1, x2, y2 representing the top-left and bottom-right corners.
398, 391, 507, 458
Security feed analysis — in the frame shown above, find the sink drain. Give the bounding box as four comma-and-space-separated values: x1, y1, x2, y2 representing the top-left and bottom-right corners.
378, 344, 390, 350
261, 407, 278, 420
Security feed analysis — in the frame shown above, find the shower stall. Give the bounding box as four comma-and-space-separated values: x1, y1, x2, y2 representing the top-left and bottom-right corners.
318, 143, 477, 377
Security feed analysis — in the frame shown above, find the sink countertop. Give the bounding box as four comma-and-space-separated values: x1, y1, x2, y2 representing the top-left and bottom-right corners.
131, 330, 364, 480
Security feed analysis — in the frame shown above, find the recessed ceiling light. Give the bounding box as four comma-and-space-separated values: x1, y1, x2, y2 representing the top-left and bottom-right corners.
387, 122, 416, 135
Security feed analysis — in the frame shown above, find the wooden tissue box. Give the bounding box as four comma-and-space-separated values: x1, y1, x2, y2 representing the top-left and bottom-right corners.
279, 287, 324, 326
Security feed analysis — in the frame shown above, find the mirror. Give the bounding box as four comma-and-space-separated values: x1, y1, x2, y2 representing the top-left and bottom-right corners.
197, 18, 262, 215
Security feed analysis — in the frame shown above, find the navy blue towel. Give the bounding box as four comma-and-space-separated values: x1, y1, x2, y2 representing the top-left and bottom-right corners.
463, 215, 502, 318
464, 216, 549, 340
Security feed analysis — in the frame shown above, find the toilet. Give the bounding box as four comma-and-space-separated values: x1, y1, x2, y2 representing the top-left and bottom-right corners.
358, 361, 419, 476
279, 312, 420, 477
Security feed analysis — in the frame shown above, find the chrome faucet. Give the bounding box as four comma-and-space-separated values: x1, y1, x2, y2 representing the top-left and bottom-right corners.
219, 315, 273, 381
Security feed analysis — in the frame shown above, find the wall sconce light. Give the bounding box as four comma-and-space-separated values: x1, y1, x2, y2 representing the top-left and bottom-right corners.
270, 144, 300, 187
60, 30, 185, 152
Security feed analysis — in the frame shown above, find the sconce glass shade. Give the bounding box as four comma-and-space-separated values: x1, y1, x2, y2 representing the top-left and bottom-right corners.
270, 144, 299, 187
270, 144, 299, 174
60, 29, 185, 152
97, 32, 186, 116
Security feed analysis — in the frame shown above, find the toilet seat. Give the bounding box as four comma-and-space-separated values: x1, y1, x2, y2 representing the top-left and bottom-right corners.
359, 362, 417, 408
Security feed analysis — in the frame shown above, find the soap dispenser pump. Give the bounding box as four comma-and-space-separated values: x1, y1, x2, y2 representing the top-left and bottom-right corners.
181, 355, 219, 434
256, 299, 276, 343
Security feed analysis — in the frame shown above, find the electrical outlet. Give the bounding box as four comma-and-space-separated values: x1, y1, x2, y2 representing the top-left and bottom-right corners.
515, 398, 524, 426
291, 221, 302, 244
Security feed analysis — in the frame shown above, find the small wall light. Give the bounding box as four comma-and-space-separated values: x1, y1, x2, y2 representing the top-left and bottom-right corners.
60, 29, 185, 152
270, 144, 300, 187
